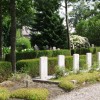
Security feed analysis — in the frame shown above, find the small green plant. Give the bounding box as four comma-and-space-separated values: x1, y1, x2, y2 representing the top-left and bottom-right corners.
0, 87, 10, 100
59, 80, 75, 91
11, 88, 49, 100
5, 49, 71, 61
55, 66, 65, 79
9, 73, 29, 82
54, 71, 100, 91
16, 37, 31, 52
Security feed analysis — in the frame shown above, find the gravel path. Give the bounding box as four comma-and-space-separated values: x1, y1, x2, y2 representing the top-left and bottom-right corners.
51, 83, 100, 100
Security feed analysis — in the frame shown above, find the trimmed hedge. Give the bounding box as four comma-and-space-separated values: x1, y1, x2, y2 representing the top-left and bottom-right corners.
16, 58, 58, 77
11, 88, 49, 100
94, 47, 100, 53
0, 61, 12, 82
5, 50, 71, 61
16, 59, 40, 77
16, 55, 90, 77
71, 47, 97, 55
69, 47, 100, 55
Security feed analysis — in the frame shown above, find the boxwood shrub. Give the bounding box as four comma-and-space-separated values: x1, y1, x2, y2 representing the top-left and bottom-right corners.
0, 61, 12, 82
16, 55, 88, 77
5, 49, 71, 61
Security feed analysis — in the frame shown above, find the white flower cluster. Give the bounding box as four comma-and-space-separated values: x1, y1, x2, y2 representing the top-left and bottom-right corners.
70, 35, 90, 49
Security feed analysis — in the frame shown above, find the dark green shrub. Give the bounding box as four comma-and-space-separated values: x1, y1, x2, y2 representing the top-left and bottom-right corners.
0, 61, 11, 82
5, 51, 37, 61
74, 48, 90, 55
72, 47, 99, 55
5, 50, 71, 61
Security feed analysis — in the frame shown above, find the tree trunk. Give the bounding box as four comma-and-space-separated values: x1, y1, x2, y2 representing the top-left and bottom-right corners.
10, 0, 16, 73
65, 0, 71, 50
0, 0, 2, 60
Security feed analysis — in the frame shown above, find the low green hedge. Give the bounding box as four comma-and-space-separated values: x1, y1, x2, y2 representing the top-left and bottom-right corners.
0, 61, 12, 82
59, 80, 75, 91
72, 47, 100, 55
16, 58, 58, 77
95, 47, 100, 52
16, 55, 90, 77
5, 49, 71, 61
11, 88, 49, 100
58, 71, 100, 91
71, 47, 97, 55
17, 59, 40, 77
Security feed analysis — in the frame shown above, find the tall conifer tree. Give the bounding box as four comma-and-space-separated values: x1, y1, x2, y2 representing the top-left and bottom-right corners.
31, 0, 67, 49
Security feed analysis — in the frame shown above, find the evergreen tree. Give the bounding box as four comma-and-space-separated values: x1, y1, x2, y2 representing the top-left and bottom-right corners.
31, 0, 67, 49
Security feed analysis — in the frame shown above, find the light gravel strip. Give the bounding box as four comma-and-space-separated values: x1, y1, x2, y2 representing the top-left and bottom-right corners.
52, 83, 100, 100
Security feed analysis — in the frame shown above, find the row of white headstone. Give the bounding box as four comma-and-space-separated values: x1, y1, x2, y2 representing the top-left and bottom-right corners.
39, 52, 100, 80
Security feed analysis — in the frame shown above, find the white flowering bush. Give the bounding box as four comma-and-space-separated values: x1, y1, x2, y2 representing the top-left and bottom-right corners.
70, 35, 90, 49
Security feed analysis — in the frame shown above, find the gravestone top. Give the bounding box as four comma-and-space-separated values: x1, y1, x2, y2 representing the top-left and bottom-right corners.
34, 44, 39, 50
53, 47, 56, 50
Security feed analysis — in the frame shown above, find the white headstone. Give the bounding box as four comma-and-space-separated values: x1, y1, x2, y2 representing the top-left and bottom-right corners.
40, 57, 48, 80
73, 54, 79, 73
98, 52, 100, 69
34, 44, 39, 50
57, 48, 60, 50
53, 47, 56, 50
91, 44, 94, 48
58, 55, 65, 68
86, 53, 92, 70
